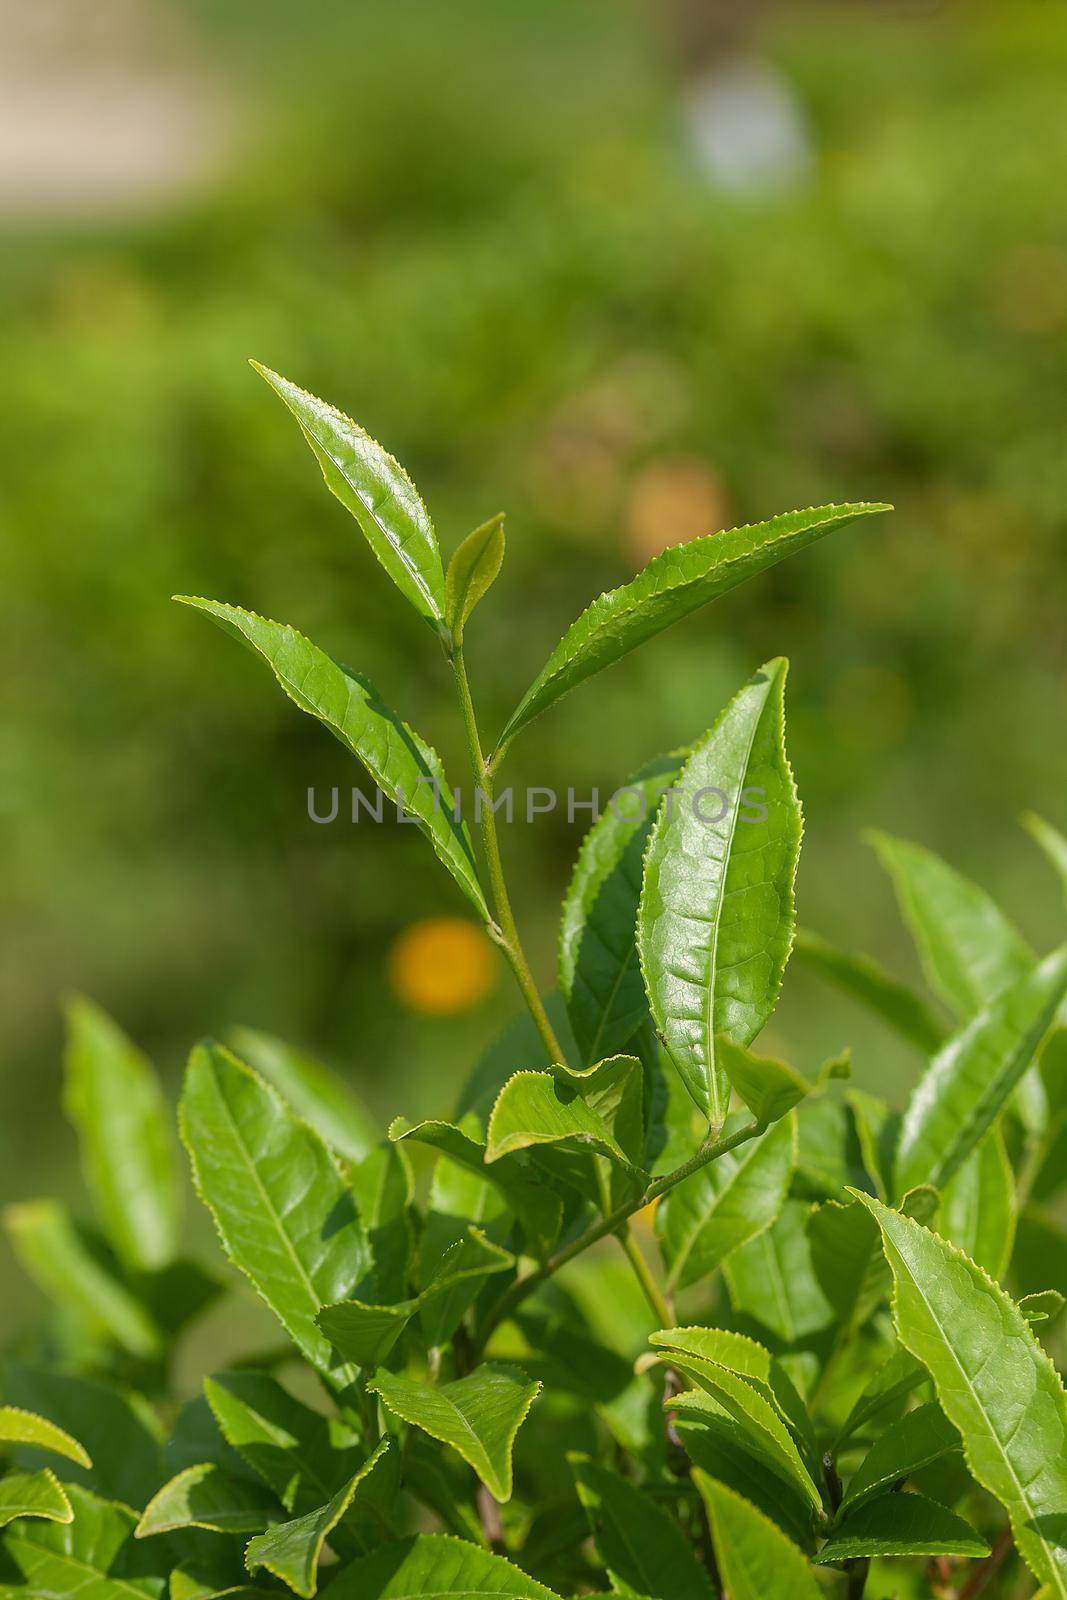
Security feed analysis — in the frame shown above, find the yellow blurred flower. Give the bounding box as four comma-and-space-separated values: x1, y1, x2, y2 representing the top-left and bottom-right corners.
387, 917, 497, 1016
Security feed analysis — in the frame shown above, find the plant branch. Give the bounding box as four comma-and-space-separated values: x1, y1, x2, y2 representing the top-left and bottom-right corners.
617, 1224, 673, 1328
475, 1118, 763, 1350
451, 646, 567, 1065
956, 1528, 1013, 1599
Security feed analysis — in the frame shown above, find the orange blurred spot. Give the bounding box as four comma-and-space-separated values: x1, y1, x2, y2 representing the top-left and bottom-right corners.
387, 917, 497, 1016
624, 457, 729, 568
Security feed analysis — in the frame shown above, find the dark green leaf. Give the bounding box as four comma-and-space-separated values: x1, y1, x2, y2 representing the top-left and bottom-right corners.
0, 1484, 168, 1600
638, 658, 801, 1123
723, 1198, 834, 1346
244, 1439, 392, 1597
840, 1402, 960, 1511
818, 1491, 987, 1562
495, 502, 888, 758
677, 1423, 815, 1552
203, 1371, 362, 1516
135, 1464, 279, 1536
251, 363, 446, 632
569, 1453, 714, 1600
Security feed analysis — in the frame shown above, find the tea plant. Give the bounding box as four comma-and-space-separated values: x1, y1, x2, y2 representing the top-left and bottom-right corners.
3, 367, 1066, 1600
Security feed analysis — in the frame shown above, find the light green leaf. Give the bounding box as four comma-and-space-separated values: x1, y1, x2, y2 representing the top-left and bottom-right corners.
651, 1325, 816, 1462
389, 1116, 561, 1261
658, 1114, 795, 1291
853, 1192, 1067, 1594
638, 657, 801, 1123
244, 1440, 391, 1597
723, 1198, 835, 1347
559, 755, 682, 1065
663, 1356, 821, 1511
319, 1534, 560, 1599
0, 1483, 168, 1599
677, 1423, 814, 1552
0, 1407, 92, 1469
444, 515, 505, 644
3, 1201, 161, 1359
840, 1402, 960, 1511
417, 1141, 511, 1349
347, 1141, 415, 1304
696, 1472, 822, 1600
369, 1364, 539, 1503
179, 1042, 373, 1381
1024, 813, 1067, 906
0, 1469, 72, 1527
227, 1027, 378, 1165
203, 1371, 360, 1517
818, 1492, 987, 1562
939, 1124, 1015, 1279
174, 599, 485, 916
495, 502, 888, 759
62, 997, 179, 1273
569, 1453, 714, 1600
792, 927, 946, 1054
316, 1225, 513, 1368
135, 1464, 279, 1536
1020, 1291, 1065, 1325
895, 948, 1067, 1195
485, 1061, 646, 1201
717, 1038, 810, 1126
846, 1090, 895, 1201
251, 363, 446, 632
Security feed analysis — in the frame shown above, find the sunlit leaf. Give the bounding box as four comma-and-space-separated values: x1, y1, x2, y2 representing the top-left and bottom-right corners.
243, 1439, 392, 1597
696, 1473, 822, 1600
135, 1463, 279, 1536
0, 1469, 72, 1527
0, 1407, 91, 1469
444, 515, 505, 644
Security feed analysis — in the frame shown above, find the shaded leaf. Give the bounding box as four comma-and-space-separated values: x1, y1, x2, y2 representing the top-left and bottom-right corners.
638, 657, 801, 1123
677, 1422, 815, 1552
696, 1472, 822, 1600
369, 1364, 539, 1503
569, 1453, 714, 1600
792, 927, 945, 1054
180, 1043, 372, 1382
444, 515, 505, 644
832, 1343, 927, 1452
135, 1464, 279, 1536
840, 1402, 960, 1511
894, 948, 1067, 1194
251, 363, 445, 632
0, 1470, 72, 1527
818, 1491, 987, 1562
203, 1371, 361, 1517
227, 1027, 378, 1165
853, 1192, 1067, 1594
244, 1440, 391, 1597
717, 1038, 810, 1126
723, 1198, 834, 1346
658, 1114, 795, 1291
495, 502, 888, 758
174, 600, 485, 916
0, 1483, 168, 1600
939, 1124, 1015, 1279
63, 997, 179, 1273
559, 755, 682, 1065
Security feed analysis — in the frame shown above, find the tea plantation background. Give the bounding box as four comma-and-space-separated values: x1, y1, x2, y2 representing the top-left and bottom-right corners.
2, 0, 1065, 1332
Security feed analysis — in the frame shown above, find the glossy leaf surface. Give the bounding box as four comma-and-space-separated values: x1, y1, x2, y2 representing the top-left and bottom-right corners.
840, 1401, 960, 1511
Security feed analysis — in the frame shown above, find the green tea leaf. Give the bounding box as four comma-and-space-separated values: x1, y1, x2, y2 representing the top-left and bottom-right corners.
251, 363, 446, 632
369, 1364, 539, 1503
696, 1472, 822, 1600
0, 1407, 91, 1469
1024, 812, 1067, 906
658, 1114, 795, 1291
1020, 1291, 1066, 1326
652, 1325, 816, 1463
135, 1464, 279, 1536
569, 1453, 714, 1599
444, 515, 505, 645
62, 997, 179, 1273
559, 755, 682, 1065
495, 503, 888, 758
717, 1038, 811, 1126
846, 1090, 895, 1201
0, 1469, 72, 1527
203, 1371, 361, 1516
0, 1484, 168, 1600
792, 928, 945, 1054
939, 1124, 1015, 1279
320, 1534, 560, 1598
723, 1198, 835, 1347
174, 600, 485, 915
853, 1192, 1067, 1594
485, 1062, 646, 1201
818, 1492, 987, 1562
227, 1028, 378, 1165
664, 1356, 821, 1511
3, 1201, 161, 1359
895, 948, 1067, 1194
638, 658, 801, 1123
180, 1042, 373, 1381
840, 1402, 960, 1511
677, 1423, 815, 1552
832, 1343, 927, 1451
244, 1440, 391, 1597
389, 1117, 561, 1261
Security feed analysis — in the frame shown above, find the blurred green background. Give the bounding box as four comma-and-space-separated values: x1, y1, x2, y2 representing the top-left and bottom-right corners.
2, 0, 1065, 1328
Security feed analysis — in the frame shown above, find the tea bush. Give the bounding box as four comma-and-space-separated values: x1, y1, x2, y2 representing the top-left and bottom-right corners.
3, 372, 1065, 1599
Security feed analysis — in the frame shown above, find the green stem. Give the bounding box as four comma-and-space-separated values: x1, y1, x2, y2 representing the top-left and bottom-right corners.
618, 1226, 673, 1328
475, 1119, 762, 1351
451, 647, 566, 1066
